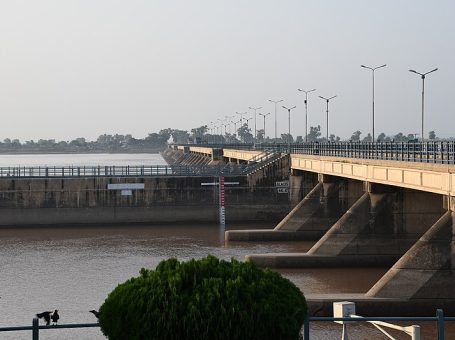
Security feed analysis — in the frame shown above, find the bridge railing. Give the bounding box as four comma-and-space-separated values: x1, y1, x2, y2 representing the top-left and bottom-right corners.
304, 309, 455, 340
177, 142, 455, 164
1, 310, 453, 339
290, 142, 455, 164
0, 164, 251, 178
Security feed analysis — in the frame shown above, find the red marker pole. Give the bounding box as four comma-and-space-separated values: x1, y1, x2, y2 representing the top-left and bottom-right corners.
219, 176, 225, 226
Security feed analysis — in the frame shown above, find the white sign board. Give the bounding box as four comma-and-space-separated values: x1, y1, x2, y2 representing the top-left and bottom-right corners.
275, 181, 289, 187
277, 188, 289, 194
107, 183, 145, 190
121, 190, 133, 196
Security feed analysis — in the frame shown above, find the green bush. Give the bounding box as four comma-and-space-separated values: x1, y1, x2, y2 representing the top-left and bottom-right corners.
98, 255, 307, 340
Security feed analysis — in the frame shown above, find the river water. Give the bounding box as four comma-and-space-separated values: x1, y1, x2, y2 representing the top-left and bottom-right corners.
0, 154, 451, 339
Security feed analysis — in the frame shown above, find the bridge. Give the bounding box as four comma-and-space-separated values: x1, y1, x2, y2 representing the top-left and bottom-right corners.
168, 141, 455, 315
1, 142, 454, 314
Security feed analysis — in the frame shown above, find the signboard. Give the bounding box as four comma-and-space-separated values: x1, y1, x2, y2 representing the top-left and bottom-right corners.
277, 188, 289, 194
121, 190, 133, 196
107, 183, 145, 190
275, 181, 289, 187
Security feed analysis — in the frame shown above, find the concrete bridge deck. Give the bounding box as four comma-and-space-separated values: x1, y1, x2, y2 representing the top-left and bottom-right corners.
291, 154, 455, 196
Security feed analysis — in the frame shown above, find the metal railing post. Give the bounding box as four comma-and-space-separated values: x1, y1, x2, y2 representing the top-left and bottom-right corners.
436, 309, 444, 340
32, 317, 39, 340
303, 315, 310, 340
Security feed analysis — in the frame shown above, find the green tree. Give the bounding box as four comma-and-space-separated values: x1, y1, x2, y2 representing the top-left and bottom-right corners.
256, 129, 264, 142
191, 125, 208, 138
307, 125, 321, 142
98, 256, 307, 340
281, 133, 294, 143
171, 129, 190, 144
237, 123, 253, 143
362, 133, 372, 142
429, 130, 436, 140
393, 132, 408, 142
377, 132, 386, 142
350, 130, 362, 141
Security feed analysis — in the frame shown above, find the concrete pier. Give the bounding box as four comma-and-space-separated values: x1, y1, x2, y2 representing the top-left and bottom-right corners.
226, 176, 355, 242
366, 210, 455, 300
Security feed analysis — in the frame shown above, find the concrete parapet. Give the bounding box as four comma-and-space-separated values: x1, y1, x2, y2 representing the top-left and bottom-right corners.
225, 230, 309, 242
246, 253, 393, 268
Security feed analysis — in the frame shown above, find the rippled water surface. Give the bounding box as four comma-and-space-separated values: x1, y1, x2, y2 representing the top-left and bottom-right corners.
0, 153, 166, 167
0, 224, 391, 339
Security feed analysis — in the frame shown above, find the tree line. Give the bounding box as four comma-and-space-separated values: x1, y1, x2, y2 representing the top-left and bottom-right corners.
0, 126, 447, 153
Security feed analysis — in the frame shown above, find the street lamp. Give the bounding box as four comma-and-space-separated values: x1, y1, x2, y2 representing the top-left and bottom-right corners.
282, 106, 297, 143
409, 68, 438, 141
361, 64, 386, 142
224, 123, 230, 136
236, 111, 247, 126
268, 99, 283, 140
231, 119, 241, 136
244, 117, 253, 130
217, 118, 225, 135
297, 89, 316, 142
318, 95, 337, 141
249, 106, 262, 141
243, 117, 253, 143
258, 112, 271, 139
225, 116, 235, 134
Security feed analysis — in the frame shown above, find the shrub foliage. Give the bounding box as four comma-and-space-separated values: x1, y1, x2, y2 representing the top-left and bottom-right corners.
98, 255, 307, 340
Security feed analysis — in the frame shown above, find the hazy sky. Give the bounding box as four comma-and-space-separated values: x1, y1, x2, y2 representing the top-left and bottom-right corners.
0, 0, 453, 141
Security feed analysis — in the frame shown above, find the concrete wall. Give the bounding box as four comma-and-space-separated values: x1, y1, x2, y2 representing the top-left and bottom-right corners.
0, 176, 290, 226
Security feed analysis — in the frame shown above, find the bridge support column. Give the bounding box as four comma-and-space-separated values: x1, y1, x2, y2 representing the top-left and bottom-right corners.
246, 183, 445, 268
211, 149, 222, 161
274, 177, 342, 236
366, 210, 455, 304
225, 174, 348, 242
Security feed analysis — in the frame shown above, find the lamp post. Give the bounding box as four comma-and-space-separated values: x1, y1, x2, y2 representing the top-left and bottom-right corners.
258, 112, 271, 139
243, 117, 253, 143
245, 117, 252, 128
223, 123, 230, 136
232, 119, 240, 137
361, 64, 386, 142
209, 121, 214, 135
217, 118, 225, 136
282, 106, 296, 144
236, 111, 247, 126
225, 116, 234, 134
318, 95, 337, 141
268, 99, 283, 140
297, 89, 316, 142
409, 68, 438, 142
249, 106, 262, 141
